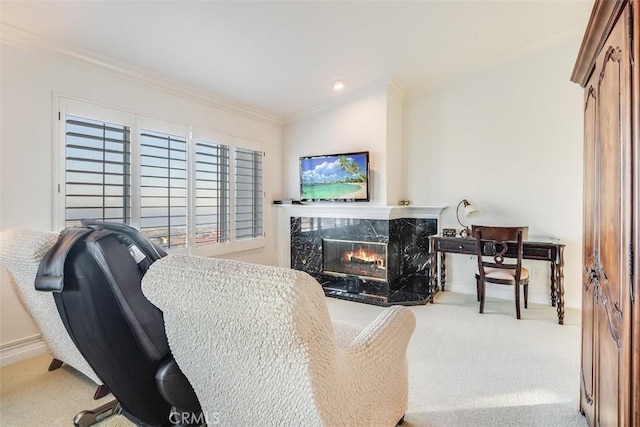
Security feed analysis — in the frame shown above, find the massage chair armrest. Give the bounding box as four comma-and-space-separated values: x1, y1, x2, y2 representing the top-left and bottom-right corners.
155, 356, 201, 414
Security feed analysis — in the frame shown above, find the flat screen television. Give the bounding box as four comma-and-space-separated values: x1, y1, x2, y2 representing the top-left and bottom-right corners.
299, 151, 370, 202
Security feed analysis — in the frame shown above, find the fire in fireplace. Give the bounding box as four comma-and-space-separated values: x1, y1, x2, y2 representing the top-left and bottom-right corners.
322, 239, 400, 282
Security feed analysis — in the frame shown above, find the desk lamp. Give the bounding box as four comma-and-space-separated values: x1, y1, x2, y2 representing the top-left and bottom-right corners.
456, 199, 479, 237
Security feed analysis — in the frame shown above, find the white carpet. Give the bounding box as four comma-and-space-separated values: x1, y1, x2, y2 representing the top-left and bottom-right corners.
0, 291, 586, 426
326, 291, 586, 427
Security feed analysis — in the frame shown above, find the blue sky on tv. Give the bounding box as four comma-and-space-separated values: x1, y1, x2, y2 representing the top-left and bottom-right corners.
301, 154, 367, 184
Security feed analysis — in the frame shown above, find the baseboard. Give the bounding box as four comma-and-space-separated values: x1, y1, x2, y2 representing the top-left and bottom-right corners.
0, 334, 48, 367
444, 283, 582, 310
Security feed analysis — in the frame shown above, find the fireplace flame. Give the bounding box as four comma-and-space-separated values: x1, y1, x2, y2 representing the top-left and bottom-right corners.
342, 247, 385, 269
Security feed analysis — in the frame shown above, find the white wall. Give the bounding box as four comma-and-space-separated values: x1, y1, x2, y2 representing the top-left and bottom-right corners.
405, 39, 584, 308
0, 42, 283, 348
284, 40, 584, 309
385, 84, 406, 204
283, 84, 404, 205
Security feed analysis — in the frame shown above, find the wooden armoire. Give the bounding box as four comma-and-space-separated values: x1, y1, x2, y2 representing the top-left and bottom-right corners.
571, 1, 639, 426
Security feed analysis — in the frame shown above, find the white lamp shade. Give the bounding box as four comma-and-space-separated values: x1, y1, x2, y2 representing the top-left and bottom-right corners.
464, 204, 479, 218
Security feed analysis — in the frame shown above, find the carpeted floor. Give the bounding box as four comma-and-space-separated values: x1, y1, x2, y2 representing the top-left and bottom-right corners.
329, 292, 586, 427
0, 291, 586, 426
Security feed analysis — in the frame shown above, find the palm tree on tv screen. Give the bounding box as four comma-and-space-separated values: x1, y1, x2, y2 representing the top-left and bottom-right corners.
337, 156, 365, 182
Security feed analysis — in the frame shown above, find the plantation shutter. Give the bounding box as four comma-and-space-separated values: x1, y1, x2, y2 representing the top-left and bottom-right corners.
59, 98, 266, 254
139, 130, 188, 249
194, 141, 230, 245
234, 147, 263, 240
64, 115, 131, 227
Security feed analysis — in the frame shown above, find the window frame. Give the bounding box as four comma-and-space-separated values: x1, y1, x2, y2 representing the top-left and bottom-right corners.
230, 137, 265, 254
55, 95, 265, 256
233, 141, 265, 241
135, 116, 190, 254
55, 97, 136, 230
191, 129, 265, 256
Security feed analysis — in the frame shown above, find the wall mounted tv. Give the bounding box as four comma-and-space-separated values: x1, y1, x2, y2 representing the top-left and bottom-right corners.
299, 151, 370, 202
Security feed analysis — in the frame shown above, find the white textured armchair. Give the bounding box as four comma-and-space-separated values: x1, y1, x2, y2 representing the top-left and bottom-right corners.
142, 254, 416, 426
0, 228, 106, 397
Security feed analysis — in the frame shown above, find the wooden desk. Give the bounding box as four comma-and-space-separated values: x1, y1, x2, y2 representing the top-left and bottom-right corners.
428, 235, 566, 324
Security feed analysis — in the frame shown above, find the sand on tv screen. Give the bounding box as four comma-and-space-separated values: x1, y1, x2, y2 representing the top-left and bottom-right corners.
299, 151, 369, 201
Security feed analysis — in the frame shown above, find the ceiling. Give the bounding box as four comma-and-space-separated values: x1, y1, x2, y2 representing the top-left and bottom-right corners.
1, 1, 593, 121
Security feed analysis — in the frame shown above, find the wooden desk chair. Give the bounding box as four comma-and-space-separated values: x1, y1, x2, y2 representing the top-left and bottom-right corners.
472, 225, 529, 319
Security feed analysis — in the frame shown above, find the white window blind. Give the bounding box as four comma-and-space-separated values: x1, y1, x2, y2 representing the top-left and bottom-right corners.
234, 147, 263, 240
58, 97, 265, 254
64, 115, 131, 227
139, 129, 187, 249
195, 141, 230, 246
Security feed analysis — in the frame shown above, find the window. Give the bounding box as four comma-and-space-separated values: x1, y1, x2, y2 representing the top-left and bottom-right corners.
64, 115, 131, 227
57, 97, 264, 254
139, 130, 188, 249
195, 141, 230, 246
235, 147, 263, 240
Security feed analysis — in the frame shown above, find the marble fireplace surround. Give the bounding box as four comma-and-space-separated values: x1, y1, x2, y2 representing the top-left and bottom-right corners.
275, 205, 445, 306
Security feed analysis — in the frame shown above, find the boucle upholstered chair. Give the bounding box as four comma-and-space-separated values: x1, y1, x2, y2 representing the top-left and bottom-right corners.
0, 228, 107, 398
142, 254, 416, 426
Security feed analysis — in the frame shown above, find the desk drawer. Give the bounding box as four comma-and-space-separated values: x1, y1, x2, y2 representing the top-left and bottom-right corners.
436, 238, 476, 254
519, 245, 554, 261
432, 237, 557, 262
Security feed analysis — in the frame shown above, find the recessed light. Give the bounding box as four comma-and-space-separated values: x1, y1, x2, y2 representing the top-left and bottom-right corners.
332, 80, 346, 91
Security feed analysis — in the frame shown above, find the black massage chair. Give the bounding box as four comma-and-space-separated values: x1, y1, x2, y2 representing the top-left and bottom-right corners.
35, 220, 201, 426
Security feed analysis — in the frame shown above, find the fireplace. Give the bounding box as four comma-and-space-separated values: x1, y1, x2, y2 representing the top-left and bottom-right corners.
322, 239, 400, 282
284, 208, 442, 306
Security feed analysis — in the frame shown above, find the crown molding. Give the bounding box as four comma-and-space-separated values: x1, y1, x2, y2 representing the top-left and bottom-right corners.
571, 0, 625, 87
519, 25, 584, 60
286, 76, 405, 124
0, 22, 284, 126
414, 25, 585, 97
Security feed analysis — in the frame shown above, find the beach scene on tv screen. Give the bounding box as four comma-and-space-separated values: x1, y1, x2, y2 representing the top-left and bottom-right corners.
301, 153, 368, 200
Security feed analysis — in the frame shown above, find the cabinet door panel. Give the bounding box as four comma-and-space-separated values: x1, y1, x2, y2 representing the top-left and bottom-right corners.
580, 81, 597, 424
594, 10, 631, 427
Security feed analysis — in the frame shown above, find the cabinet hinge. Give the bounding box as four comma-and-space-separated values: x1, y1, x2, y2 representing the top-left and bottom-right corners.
57, 184, 61, 193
